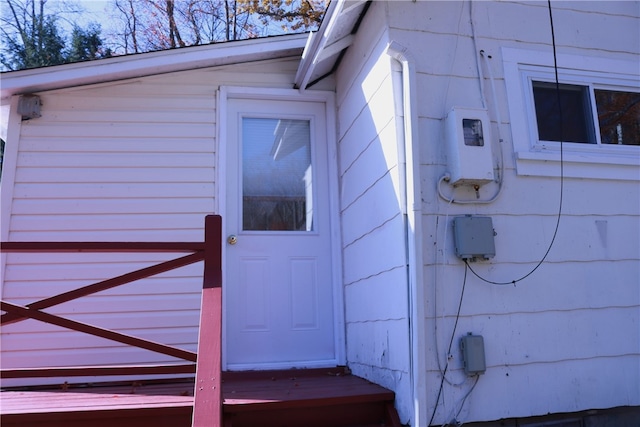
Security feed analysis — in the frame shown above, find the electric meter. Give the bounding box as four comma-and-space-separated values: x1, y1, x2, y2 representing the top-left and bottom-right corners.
445, 107, 494, 186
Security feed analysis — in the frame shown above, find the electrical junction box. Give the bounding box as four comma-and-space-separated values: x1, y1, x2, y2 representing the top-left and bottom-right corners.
17, 94, 41, 119
453, 216, 496, 260
445, 107, 494, 186
460, 334, 486, 376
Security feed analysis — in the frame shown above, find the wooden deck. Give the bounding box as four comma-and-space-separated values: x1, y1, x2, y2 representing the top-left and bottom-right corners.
1, 379, 194, 427
1, 220, 400, 426
1, 369, 401, 427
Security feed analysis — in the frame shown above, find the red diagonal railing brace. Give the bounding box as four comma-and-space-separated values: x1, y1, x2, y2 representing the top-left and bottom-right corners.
192, 214, 223, 427
0, 215, 223, 393
1, 252, 204, 326
1, 300, 197, 361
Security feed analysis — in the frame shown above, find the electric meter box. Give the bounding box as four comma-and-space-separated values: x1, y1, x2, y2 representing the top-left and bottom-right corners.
445, 107, 494, 186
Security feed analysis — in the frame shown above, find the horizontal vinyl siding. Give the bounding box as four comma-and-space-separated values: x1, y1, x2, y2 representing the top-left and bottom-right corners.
460, 356, 639, 420
335, 2, 412, 423
423, 211, 640, 265
384, 0, 640, 423
1, 70, 217, 385
2, 58, 303, 386
429, 260, 639, 316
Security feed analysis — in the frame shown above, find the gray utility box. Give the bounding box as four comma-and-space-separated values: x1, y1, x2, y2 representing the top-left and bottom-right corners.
460, 334, 486, 376
453, 216, 496, 260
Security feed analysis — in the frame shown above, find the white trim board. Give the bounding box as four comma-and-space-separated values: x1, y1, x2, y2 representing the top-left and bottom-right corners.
1, 35, 308, 99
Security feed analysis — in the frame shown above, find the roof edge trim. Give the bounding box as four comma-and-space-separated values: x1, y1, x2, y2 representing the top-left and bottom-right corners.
294, 0, 346, 90
1, 34, 308, 98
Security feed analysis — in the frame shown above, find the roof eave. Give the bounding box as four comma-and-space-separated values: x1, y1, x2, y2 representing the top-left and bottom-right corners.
1, 34, 308, 100
294, 0, 369, 91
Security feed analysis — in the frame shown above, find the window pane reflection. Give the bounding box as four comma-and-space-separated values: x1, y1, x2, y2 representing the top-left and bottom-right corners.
595, 89, 640, 145
242, 118, 313, 231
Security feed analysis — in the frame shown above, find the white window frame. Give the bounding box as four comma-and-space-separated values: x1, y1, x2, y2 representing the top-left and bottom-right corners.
503, 47, 640, 181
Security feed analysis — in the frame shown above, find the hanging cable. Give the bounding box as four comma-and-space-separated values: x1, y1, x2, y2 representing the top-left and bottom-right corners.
431, 0, 565, 422
480, 49, 506, 185
428, 262, 469, 426
456, 375, 480, 420
434, 199, 467, 387
443, 374, 480, 426
470, 0, 487, 111
462, 0, 565, 286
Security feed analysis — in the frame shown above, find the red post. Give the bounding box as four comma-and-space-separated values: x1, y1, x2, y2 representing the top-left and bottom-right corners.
192, 215, 223, 427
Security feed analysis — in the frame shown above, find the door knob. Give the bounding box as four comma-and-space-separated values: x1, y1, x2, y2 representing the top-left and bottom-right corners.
227, 235, 238, 245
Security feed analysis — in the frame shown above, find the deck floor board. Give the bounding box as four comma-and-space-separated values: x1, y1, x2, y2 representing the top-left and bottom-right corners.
223, 374, 393, 410
1, 381, 195, 415
1, 370, 396, 424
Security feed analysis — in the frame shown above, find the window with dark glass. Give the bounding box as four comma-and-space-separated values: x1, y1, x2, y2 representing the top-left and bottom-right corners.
532, 80, 639, 146
532, 81, 594, 143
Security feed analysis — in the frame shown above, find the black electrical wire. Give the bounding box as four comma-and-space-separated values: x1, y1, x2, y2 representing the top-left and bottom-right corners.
430, 1, 565, 424
455, 374, 480, 421
428, 263, 469, 426
464, 0, 565, 287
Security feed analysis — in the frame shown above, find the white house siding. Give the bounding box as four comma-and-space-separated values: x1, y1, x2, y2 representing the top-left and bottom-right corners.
382, 1, 639, 424
1, 58, 301, 386
334, 1, 413, 423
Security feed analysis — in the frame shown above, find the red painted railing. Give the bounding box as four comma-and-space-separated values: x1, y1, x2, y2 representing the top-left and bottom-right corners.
0, 215, 223, 426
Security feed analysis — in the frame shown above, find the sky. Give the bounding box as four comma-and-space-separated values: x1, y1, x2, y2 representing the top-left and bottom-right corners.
76, 0, 112, 24
1, 0, 322, 62
1, 1, 117, 52
59, 0, 118, 46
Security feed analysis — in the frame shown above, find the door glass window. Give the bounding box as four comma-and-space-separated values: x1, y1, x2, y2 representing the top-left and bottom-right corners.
242, 118, 313, 231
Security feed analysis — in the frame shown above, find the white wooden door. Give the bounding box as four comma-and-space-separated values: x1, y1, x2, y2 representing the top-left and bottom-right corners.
224, 97, 336, 370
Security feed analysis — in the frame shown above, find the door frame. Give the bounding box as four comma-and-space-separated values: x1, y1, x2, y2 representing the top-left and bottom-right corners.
216, 86, 345, 370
